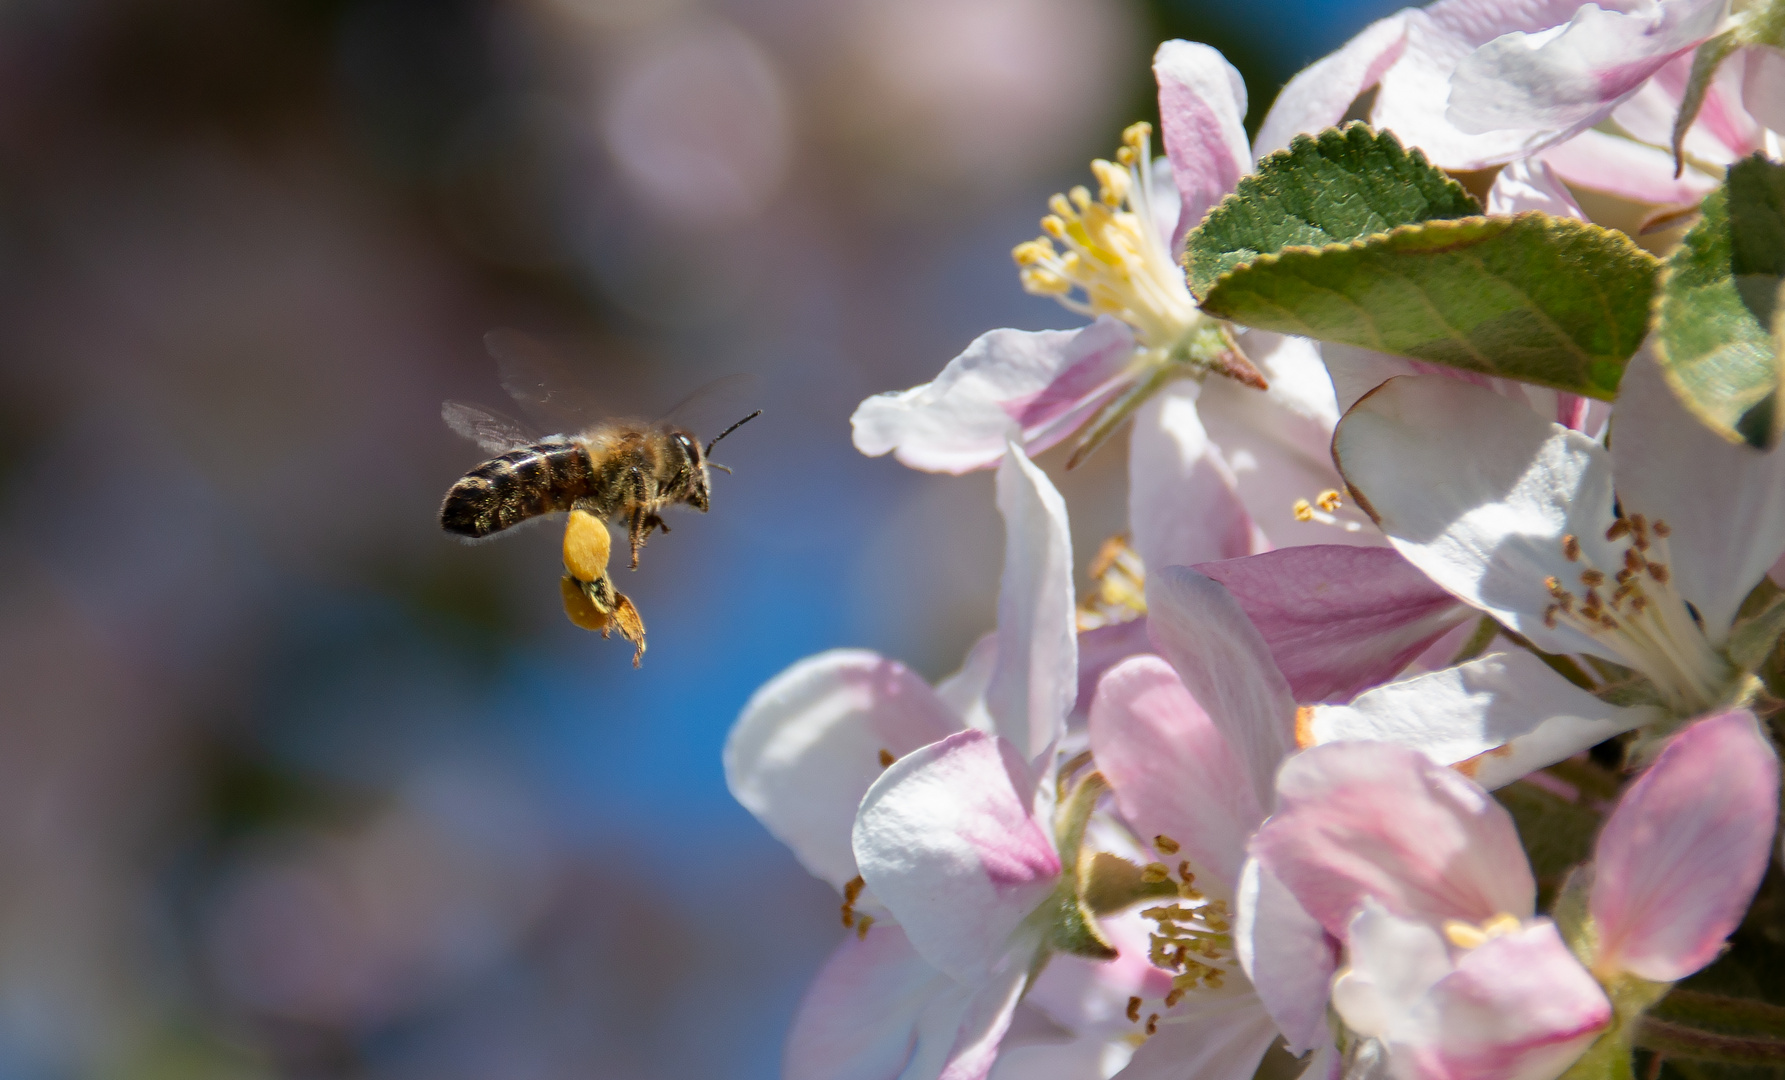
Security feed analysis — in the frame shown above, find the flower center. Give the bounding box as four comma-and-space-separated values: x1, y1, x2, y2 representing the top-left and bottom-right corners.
1138, 836, 1236, 1007
1442, 912, 1523, 950
1078, 534, 1148, 631
1540, 512, 1731, 714
1012, 123, 1203, 353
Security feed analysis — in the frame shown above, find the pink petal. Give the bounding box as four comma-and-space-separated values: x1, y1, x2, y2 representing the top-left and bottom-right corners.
1539, 128, 1720, 204
1236, 856, 1339, 1054
988, 443, 1077, 761
1255, 12, 1410, 156
939, 963, 1032, 1080
726, 649, 961, 891
1110, 994, 1281, 1080
854, 730, 1059, 986
1592, 710, 1781, 983
1743, 45, 1785, 135
1075, 618, 1154, 719
1196, 546, 1472, 704
850, 319, 1137, 474
1252, 742, 1535, 935
1153, 40, 1253, 249
1024, 907, 1176, 1032
1400, 921, 1610, 1080
1146, 566, 1299, 813
1486, 158, 1586, 218
785, 924, 966, 1080
1447, 0, 1727, 150
1089, 655, 1265, 886
1128, 383, 1254, 575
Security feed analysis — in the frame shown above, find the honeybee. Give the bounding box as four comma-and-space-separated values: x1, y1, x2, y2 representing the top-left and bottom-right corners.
439, 331, 759, 665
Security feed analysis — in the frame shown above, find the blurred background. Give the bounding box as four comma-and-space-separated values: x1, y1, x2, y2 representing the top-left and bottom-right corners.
0, 0, 1403, 1076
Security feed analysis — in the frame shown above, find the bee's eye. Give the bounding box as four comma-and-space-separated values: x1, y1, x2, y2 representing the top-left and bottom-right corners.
676, 433, 699, 461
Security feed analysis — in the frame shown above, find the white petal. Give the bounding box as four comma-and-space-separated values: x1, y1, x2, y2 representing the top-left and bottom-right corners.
1200, 333, 1384, 550
1331, 900, 1453, 1042
785, 926, 963, 1080
1333, 375, 1626, 661
851, 319, 1138, 474
937, 963, 1032, 1080
1110, 994, 1280, 1080
1447, 0, 1726, 145
1255, 12, 1412, 156
1485, 158, 1585, 218
1128, 381, 1254, 575
1146, 566, 1298, 812
1153, 40, 1253, 247
1322, 346, 1604, 433
936, 632, 998, 733
854, 731, 1059, 986
1303, 651, 1663, 790
988, 443, 1077, 761
1236, 857, 1339, 1054
726, 649, 961, 890
1611, 350, 1785, 641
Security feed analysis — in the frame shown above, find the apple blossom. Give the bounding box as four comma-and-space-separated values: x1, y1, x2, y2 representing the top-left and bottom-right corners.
1250, 709, 1778, 1080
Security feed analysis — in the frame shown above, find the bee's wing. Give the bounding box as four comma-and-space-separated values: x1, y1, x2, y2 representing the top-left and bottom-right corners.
485, 327, 606, 435
655, 372, 762, 438
442, 400, 539, 455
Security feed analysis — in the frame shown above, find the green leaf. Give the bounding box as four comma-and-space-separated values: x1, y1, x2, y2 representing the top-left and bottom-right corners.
1187, 123, 1480, 298
1199, 213, 1659, 399
1653, 156, 1785, 447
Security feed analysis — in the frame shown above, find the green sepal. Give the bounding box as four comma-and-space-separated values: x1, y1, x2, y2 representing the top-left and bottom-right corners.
1730, 578, 1785, 675
1652, 156, 1785, 447
1672, 30, 1743, 175
1199, 213, 1657, 400
1081, 851, 1181, 916
1187, 123, 1480, 299
1496, 781, 1604, 909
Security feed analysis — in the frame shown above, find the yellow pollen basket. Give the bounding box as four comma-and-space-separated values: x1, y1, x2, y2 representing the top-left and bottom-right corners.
1012, 123, 1201, 352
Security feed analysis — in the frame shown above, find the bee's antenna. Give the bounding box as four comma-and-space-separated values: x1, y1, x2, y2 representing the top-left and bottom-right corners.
705, 410, 762, 457
709, 463, 733, 474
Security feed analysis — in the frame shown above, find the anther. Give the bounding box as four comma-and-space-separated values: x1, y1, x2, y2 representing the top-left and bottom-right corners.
1544, 604, 1560, 629
1146, 1014, 1159, 1036
1580, 569, 1606, 587
1178, 861, 1194, 883
1127, 997, 1142, 1023
1562, 534, 1581, 561
1292, 498, 1314, 522
1653, 520, 1672, 538
1647, 562, 1669, 584
1316, 489, 1343, 513
855, 915, 874, 940
1153, 835, 1180, 855
878, 749, 896, 768
1141, 863, 1172, 883
1631, 515, 1650, 550
1607, 519, 1632, 541
1545, 575, 1564, 596
1164, 987, 1186, 1007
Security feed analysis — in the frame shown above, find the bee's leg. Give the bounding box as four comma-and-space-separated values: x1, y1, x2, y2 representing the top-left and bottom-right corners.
643, 512, 669, 535
626, 467, 653, 569
628, 507, 646, 569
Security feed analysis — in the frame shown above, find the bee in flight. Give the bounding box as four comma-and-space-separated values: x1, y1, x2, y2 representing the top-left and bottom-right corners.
439, 331, 759, 665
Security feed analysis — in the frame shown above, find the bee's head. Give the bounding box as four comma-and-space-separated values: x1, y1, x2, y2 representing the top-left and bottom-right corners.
668, 429, 711, 512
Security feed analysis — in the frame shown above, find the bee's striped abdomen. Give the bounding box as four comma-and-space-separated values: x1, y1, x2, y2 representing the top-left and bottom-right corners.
440, 441, 597, 538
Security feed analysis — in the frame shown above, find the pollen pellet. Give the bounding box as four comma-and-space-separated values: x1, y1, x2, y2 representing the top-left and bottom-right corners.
560, 575, 612, 632
563, 508, 613, 584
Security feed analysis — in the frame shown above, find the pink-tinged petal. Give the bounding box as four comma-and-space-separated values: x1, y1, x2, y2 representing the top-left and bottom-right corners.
939, 963, 1031, 1080
1196, 546, 1472, 704
1025, 907, 1176, 1033
1613, 51, 1763, 164
989, 1037, 1126, 1080
1090, 656, 1265, 886
1398, 921, 1610, 1080
1255, 12, 1410, 156
1298, 1039, 1342, 1080
1110, 994, 1280, 1080
1200, 332, 1385, 550
854, 730, 1059, 985
937, 632, 997, 733
1333, 375, 1628, 663
1236, 856, 1339, 1054
1253, 742, 1535, 935
987, 443, 1076, 761
1153, 40, 1253, 248
1743, 45, 1785, 134
1302, 652, 1662, 790
1486, 158, 1586, 218
1610, 350, 1785, 642
1447, 0, 1726, 147
851, 319, 1137, 474
1371, 1, 1599, 170
785, 925, 966, 1080
1075, 618, 1154, 718
1128, 382, 1254, 575
726, 649, 961, 890
1592, 710, 1781, 982
1146, 566, 1299, 813
1330, 900, 1455, 1042
1539, 128, 1721, 204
